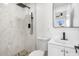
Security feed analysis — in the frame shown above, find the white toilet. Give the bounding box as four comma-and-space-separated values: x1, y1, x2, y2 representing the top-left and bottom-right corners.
29, 37, 50, 56
29, 50, 44, 56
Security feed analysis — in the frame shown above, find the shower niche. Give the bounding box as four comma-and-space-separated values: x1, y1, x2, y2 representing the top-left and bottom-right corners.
53, 3, 79, 28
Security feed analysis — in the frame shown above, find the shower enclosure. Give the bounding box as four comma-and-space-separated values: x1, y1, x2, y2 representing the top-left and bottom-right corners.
0, 3, 36, 56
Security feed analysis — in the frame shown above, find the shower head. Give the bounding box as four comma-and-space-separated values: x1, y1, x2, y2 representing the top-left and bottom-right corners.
16, 3, 30, 9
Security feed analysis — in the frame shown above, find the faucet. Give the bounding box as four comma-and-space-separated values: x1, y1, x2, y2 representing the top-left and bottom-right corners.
61, 32, 68, 40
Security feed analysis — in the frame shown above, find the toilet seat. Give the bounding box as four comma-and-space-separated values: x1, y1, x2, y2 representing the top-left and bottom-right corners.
29, 50, 44, 56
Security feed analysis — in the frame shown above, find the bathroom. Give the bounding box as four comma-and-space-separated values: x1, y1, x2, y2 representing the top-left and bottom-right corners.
0, 3, 79, 56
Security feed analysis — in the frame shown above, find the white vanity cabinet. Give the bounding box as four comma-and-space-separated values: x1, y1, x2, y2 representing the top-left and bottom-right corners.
65, 48, 78, 56
48, 44, 78, 56
48, 44, 65, 56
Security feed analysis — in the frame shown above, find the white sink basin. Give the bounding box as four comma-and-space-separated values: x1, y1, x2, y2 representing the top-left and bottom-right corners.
54, 39, 69, 44
48, 39, 74, 48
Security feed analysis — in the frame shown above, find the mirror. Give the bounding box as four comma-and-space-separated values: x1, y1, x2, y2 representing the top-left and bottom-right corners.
53, 3, 79, 28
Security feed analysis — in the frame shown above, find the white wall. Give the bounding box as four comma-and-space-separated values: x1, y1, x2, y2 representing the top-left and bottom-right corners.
73, 4, 79, 27
0, 3, 36, 55
36, 3, 52, 38
36, 3, 79, 47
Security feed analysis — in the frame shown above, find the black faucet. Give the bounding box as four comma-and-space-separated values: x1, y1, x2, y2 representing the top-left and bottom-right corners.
61, 32, 68, 40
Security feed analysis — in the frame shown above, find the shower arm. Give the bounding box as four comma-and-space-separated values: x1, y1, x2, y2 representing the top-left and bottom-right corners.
30, 12, 33, 34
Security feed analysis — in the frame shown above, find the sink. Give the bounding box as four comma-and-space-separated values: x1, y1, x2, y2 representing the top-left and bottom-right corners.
54, 39, 69, 44
54, 39, 79, 49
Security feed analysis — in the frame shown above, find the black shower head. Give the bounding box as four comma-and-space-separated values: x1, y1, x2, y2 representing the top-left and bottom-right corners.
16, 3, 30, 9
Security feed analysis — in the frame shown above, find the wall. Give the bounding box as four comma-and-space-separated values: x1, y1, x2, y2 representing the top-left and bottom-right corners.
0, 3, 36, 55
36, 3, 52, 38
36, 3, 79, 47
73, 4, 79, 27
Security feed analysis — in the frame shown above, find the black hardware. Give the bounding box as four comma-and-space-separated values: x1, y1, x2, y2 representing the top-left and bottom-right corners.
61, 32, 68, 40
30, 12, 33, 34
31, 12, 33, 19
74, 45, 79, 53
28, 23, 31, 28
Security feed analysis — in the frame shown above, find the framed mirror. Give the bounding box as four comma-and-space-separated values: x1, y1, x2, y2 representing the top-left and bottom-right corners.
53, 3, 79, 28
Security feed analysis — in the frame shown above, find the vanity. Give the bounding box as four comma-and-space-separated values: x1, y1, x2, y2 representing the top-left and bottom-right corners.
48, 31, 79, 56
48, 39, 79, 56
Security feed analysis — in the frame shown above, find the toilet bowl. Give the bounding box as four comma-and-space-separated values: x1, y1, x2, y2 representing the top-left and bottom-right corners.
29, 37, 50, 56
29, 50, 44, 56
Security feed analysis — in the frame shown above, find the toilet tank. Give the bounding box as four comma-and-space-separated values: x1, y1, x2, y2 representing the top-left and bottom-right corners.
36, 37, 50, 51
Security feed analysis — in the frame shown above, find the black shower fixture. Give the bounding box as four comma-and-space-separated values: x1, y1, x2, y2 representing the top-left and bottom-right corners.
16, 3, 30, 9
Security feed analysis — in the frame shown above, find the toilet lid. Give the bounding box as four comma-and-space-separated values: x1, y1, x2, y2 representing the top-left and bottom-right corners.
29, 50, 44, 56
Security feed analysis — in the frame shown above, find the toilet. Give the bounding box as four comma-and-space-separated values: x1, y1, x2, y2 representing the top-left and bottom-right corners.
29, 50, 44, 56
29, 37, 50, 56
